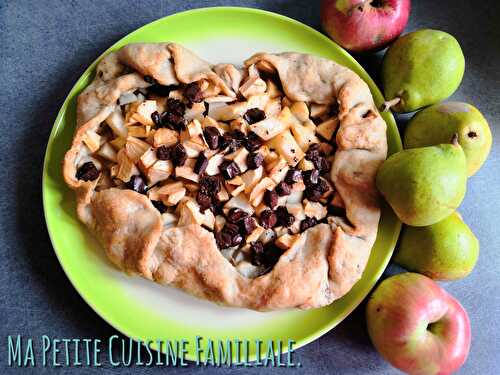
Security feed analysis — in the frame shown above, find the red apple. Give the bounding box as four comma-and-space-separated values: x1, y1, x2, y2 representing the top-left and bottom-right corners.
321, 0, 411, 52
366, 273, 471, 375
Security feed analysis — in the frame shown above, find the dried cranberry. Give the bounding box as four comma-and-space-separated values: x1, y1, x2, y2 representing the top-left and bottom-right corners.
227, 208, 249, 223
305, 187, 322, 202
305, 143, 322, 161
196, 192, 212, 211
243, 108, 266, 125
156, 145, 171, 160
250, 241, 265, 266
302, 169, 319, 186
184, 82, 203, 103
217, 223, 243, 248
247, 152, 264, 170
151, 200, 168, 214
244, 131, 264, 152
241, 216, 257, 235
203, 126, 221, 150
275, 181, 291, 196
127, 175, 147, 194
76, 161, 99, 181
194, 153, 208, 175
219, 131, 242, 153
151, 111, 162, 127
171, 143, 187, 166
219, 161, 241, 180
285, 168, 302, 184
260, 209, 277, 229
276, 206, 295, 227
263, 244, 285, 267
300, 216, 318, 232
264, 189, 279, 209
143, 75, 156, 84
199, 175, 221, 195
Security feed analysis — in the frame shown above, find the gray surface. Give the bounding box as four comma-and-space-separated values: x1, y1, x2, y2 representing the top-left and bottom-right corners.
1, 0, 499, 374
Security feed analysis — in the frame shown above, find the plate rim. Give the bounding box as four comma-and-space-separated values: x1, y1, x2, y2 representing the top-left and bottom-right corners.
42, 6, 402, 360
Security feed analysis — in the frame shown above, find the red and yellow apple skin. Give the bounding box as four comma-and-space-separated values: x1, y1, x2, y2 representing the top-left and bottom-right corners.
321, 0, 411, 52
366, 273, 471, 375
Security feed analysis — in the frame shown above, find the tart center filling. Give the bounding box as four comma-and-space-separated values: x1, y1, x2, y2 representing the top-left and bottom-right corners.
75, 63, 346, 277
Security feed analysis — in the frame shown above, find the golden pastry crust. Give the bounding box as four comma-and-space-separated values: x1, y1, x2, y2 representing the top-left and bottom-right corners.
62, 43, 387, 311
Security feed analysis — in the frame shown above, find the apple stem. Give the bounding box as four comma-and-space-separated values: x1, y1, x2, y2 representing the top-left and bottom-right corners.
381, 97, 401, 112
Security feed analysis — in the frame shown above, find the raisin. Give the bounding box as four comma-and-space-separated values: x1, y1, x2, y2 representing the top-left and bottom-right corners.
250, 241, 265, 266
161, 99, 186, 130
314, 156, 330, 174
143, 75, 156, 84
196, 192, 212, 211
227, 207, 248, 223
227, 208, 249, 223
260, 209, 277, 229
203, 126, 221, 150
243, 108, 266, 125
199, 175, 221, 195
76, 161, 99, 181
264, 189, 279, 209
194, 153, 208, 175
156, 145, 171, 160
302, 169, 319, 186
317, 178, 330, 194
184, 82, 203, 103
148, 83, 178, 97
305, 143, 322, 161
220, 131, 243, 153
247, 152, 264, 170
171, 143, 187, 166
285, 168, 302, 184
151, 111, 162, 127
244, 131, 264, 152
241, 216, 257, 235
300, 216, 318, 232
215, 230, 233, 249
151, 200, 168, 214
219, 161, 241, 180
127, 175, 147, 194
305, 187, 322, 202
276, 206, 295, 227
275, 181, 291, 196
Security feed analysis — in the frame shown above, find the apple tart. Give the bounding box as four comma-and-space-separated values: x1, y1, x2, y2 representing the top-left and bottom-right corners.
63, 43, 387, 311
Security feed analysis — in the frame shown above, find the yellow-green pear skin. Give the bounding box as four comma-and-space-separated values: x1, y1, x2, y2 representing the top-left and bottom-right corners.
376, 142, 467, 226
404, 102, 492, 176
381, 29, 465, 113
395, 212, 479, 280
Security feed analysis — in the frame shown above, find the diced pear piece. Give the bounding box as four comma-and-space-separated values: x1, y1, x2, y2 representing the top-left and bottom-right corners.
290, 122, 318, 152
106, 107, 128, 138
266, 129, 304, 166
247, 93, 270, 110
246, 225, 265, 243
286, 203, 306, 221
146, 160, 173, 185
275, 233, 300, 250
138, 147, 157, 171
304, 200, 328, 220
264, 98, 282, 117
125, 136, 150, 162
316, 118, 339, 141
298, 158, 314, 171
131, 100, 157, 126
164, 187, 187, 206
259, 228, 276, 245
239, 76, 267, 99
175, 159, 199, 183
208, 101, 248, 121
266, 79, 281, 98
249, 117, 287, 141
206, 153, 224, 175
249, 177, 276, 207
310, 103, 329, 118
224, 193, 254, 215
187, 119, 203, 138
215, 215, 226, 232
225, 147, 249, 173
82, 130, 102, 153
162, 213, 178, 228
97, 143, 118, 162
177, 200, 204, 226
241, 166, 263, 194
202, 209, 215, 230
290, 102, 310, 122
153, 128, 179, 147
116, 149, 139, 182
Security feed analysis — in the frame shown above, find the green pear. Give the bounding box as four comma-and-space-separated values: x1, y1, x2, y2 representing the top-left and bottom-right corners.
381, 29, 465, 113
404, 102, 492, 176
376, 139, 467, 226
395, 212, 479, 280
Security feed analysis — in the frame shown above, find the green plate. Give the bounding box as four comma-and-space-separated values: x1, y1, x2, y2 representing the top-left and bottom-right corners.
43, 7, 401, 361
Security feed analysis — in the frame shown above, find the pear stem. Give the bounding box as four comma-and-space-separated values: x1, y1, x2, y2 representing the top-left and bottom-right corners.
381, 97, 401, 112
451, 133, 460, 146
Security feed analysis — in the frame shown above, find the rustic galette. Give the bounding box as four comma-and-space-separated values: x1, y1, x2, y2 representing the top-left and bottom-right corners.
63, 43, 387, 311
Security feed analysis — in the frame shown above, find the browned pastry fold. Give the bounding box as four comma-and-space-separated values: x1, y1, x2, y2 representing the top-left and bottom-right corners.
63, 43, 387, 311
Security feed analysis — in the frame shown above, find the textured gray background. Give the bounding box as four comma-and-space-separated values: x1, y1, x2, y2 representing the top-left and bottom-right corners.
1, 0, 499, 374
